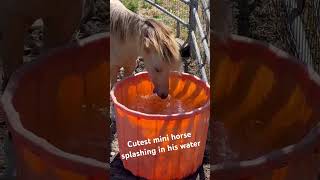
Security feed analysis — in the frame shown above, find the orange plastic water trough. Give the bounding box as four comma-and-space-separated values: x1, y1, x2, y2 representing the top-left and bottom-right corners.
1, 33, 109, 180
212, 34, 320, 180
111, 72, 210, 180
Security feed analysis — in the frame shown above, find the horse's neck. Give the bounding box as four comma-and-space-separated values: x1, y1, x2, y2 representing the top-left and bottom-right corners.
111, 0, 149, 66
110, 36, 143, 67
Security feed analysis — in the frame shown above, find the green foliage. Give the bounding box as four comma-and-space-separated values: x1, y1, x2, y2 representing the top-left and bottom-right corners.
122, 0, 139, 12
153, 14, 161, 19
142, 1, 152, 9
155, 0, 164, 5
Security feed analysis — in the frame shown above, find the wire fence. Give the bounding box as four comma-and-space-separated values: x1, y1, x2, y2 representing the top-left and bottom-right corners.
142, 0, 190, 40
270, 0, 320, 72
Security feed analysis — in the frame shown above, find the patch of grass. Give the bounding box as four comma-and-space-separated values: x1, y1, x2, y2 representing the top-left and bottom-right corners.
136, 0, 190, 40
155, 0, 164, 6
141, 1, 152, 9
153, 14, 161, 19
122, 0, 139, 12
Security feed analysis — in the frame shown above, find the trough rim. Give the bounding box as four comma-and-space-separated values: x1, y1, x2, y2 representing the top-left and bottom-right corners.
110, 71, 210, 120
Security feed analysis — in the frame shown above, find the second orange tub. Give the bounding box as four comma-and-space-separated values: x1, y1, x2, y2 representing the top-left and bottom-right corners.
1, 33, 109, 180
111, 72, 210, 180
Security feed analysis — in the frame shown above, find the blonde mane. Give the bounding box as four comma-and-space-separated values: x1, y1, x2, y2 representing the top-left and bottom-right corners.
111, 0, 181, 66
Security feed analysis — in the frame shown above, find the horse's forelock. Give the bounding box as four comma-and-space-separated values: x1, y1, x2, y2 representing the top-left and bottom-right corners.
144, 18, 180, 66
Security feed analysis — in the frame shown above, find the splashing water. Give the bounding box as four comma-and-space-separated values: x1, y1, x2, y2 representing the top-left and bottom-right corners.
131, 94, 194, 114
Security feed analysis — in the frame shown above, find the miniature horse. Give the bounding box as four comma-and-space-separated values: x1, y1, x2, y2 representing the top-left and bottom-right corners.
110, 0, 182, 99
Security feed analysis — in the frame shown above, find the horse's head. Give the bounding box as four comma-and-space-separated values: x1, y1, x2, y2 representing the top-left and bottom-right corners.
143, 48, 181, 99
142, 18, 181, 99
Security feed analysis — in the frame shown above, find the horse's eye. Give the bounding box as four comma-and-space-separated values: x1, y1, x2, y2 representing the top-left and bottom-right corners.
155, 68, 161, 72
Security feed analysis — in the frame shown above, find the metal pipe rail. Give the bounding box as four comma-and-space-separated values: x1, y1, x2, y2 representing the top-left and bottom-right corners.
200, 0, 210, 22
191, 31, 208, 83
193, 7, 210, 65
180, 0, 190, 5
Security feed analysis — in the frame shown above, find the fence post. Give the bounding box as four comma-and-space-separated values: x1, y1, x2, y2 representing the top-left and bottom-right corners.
238, 0, 250, 36
176, 21, 180, 38
188, 0, 198, 59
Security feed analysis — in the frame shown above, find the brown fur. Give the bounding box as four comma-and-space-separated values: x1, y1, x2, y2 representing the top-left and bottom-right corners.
143, 19, 180, 65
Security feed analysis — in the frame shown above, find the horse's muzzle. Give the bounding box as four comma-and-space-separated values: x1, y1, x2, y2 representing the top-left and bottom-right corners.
159, 93, 168, 99
153, 87, 168, 99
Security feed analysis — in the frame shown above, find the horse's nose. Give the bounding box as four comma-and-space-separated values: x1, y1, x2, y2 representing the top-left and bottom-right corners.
153, 87, 168, 99
159, 93, 168, 99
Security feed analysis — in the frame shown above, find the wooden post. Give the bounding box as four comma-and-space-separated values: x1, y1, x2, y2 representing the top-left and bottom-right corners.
188, 0, 198, 59
212, 0, 232, 40
238, 0, 250, 36
176, 21, 180, 38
